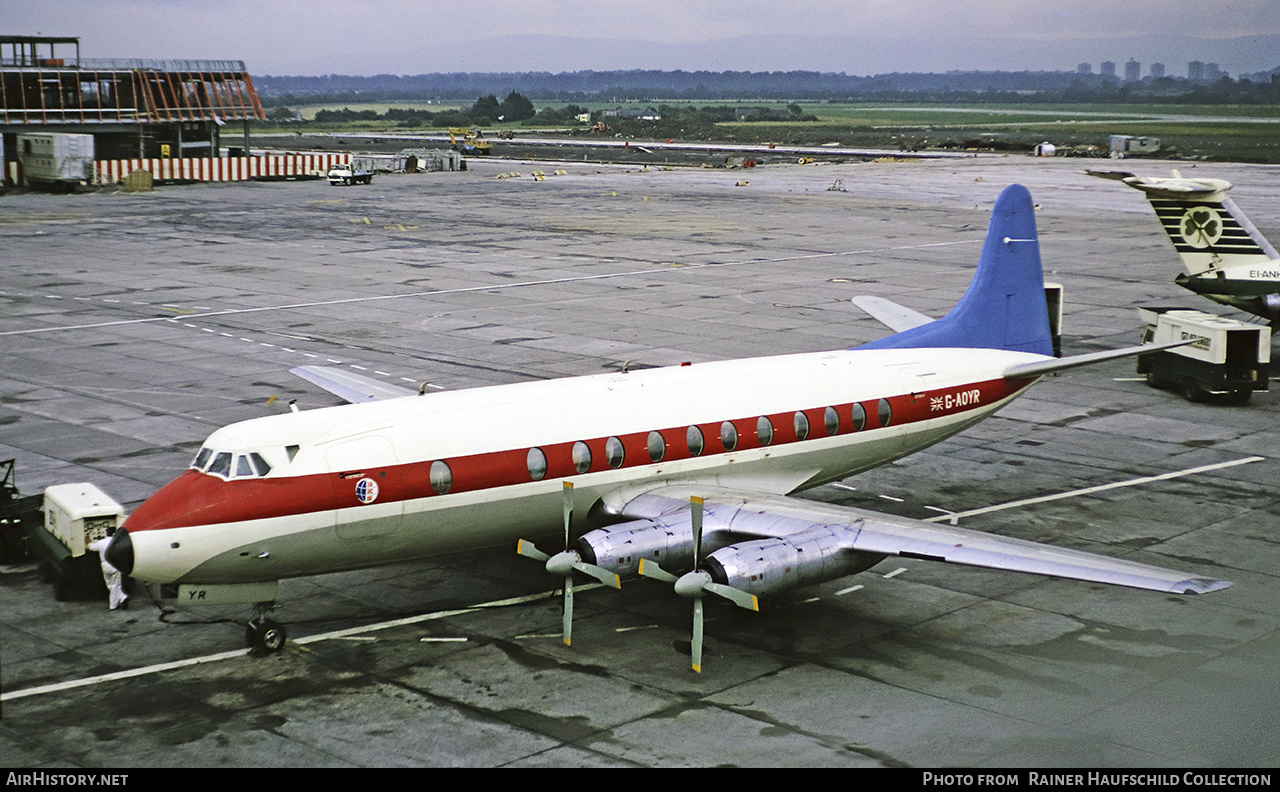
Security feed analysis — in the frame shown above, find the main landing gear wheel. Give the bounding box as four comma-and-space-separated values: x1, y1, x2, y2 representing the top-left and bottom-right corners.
245, 602, 287, 653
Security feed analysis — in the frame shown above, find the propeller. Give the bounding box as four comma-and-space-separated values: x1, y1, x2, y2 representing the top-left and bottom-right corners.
655, 495, 759, 673
516, 481, 620, 647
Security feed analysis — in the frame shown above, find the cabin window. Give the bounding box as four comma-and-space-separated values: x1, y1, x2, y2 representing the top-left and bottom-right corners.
686, 426, 704, 456
192, 447, 212, 470
756, 416, 774, 446
430, 460, 452, 495
572, 441, 592, 474
527, 447, 548, 481
793, 412, 809, 441
720, 421, 738, 451
878, 398, 892, 427
605, 436, 625, 469
206, 452, 232, 478
851, 402, 866, 432
647, 431, 666, 463
285, 444, 300, 462
824, 406, 840, 436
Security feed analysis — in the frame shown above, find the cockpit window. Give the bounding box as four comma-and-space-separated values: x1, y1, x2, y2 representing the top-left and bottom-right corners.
192, 447, 212, 470
250, 453, 272, 476
207, 452, 232, 478
197, 449, 273, 479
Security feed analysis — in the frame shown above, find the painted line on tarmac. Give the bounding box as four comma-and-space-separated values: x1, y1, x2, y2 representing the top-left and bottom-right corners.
0, 239, 980, 337
0, 586, 592, 703
925, 456, 1265, 525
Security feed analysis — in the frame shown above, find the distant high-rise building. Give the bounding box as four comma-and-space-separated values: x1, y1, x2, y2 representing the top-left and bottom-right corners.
1205, 63, 1225, 81
1189, 60, 1205, 81
1077, 62, 1092, 74
1125, 59, 1140, 81
1150, 63, 1165, 79
1101, 61, 1116, 77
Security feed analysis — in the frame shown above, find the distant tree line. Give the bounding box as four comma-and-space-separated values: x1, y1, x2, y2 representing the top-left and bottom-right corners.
254, 68, 1279, 106
307, 91, 593, 127
297, 98, 818, 130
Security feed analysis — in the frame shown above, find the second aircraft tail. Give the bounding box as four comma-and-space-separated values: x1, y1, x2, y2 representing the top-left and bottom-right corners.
1087, 169, 1280, 278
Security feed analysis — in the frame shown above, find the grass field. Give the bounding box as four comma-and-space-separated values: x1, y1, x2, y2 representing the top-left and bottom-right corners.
276, 99, 1280, 163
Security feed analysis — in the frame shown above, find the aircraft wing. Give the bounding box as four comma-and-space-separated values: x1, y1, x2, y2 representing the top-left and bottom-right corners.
290, 365, 418, 403
851, 295, 933, 332
619, 487, 1230, 595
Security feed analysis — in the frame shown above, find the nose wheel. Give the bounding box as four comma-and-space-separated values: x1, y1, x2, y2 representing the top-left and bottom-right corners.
245, 602, 287, 653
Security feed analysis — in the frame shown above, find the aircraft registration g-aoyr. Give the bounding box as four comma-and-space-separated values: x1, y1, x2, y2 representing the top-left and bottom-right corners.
1087, 169, 1280, 322
105, 184, 1227, 671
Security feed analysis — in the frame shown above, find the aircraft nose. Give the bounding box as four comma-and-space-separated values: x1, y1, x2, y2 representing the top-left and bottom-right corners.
105, 528, 134, 576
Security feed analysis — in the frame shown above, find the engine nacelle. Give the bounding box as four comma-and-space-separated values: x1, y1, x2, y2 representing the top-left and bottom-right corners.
575, 516, 696, 578
703, 526, 884, 597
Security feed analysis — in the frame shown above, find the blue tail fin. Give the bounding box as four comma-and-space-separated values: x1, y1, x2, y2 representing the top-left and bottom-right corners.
858, 184, 1053, 356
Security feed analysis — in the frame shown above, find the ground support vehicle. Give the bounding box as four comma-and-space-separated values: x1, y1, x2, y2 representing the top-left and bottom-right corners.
0, 460, 41, 565
327, 163, 373, 185
31, 483, 125, 600
1137, 307, 1270, 404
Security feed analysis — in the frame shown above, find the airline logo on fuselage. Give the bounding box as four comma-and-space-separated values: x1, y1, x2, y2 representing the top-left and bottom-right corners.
930, 389, 981, 412
355, 477, 379, 504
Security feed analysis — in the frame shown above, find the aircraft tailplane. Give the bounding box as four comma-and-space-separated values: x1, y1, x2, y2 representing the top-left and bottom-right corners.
858, 184, 1053, 356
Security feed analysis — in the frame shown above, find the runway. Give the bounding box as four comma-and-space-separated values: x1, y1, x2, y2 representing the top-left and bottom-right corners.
2, 155, 1278, 767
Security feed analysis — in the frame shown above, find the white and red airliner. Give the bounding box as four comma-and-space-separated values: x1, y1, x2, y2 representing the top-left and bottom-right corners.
106, 185, 1227, 669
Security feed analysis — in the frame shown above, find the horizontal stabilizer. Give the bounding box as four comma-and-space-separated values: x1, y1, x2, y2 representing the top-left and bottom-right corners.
851, 296, 933, 332
1002, 340, 1192, 380
290, 365, 418, 403
1085, 169, 1230, 198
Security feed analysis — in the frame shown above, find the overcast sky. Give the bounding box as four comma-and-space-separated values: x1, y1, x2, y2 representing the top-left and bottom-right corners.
10, 1, 1280, 76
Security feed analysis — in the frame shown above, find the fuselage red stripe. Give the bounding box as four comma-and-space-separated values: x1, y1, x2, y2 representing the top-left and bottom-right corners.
126, 377, 1032, 532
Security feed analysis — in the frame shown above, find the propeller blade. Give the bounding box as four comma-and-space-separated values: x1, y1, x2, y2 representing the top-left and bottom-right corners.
561, 481, 576, 647
690, 496, 707, 672
574, 561, 621, 589
638, 558, 678, 583
562, 481, 574, 548
691, 496, 703, 565
517, 539, 550, 562
563, 575, 574, 647
691, 596, 704, 673
705, 581, 759, 612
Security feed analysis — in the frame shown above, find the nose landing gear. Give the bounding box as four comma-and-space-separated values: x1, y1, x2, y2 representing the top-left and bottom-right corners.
246, 601, 287, 653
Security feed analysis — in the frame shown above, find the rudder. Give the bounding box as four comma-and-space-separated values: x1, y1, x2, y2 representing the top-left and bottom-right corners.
858, 184, 1052, 356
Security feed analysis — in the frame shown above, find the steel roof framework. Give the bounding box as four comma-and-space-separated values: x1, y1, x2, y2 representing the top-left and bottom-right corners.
0, 60, 264, 125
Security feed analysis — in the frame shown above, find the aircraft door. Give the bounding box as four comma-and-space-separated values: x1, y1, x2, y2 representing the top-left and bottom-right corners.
325, 434, 404, 540
897, 365, 939, 448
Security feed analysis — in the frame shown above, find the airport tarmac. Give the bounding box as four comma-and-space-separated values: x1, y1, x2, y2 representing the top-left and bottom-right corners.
1, 155, 1278, 768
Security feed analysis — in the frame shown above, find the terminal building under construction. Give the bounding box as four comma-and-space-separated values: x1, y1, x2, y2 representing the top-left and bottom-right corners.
0, 35, 267, 186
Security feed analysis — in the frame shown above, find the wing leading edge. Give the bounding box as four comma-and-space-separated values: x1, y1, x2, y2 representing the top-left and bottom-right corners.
618, 487, 1230, 596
